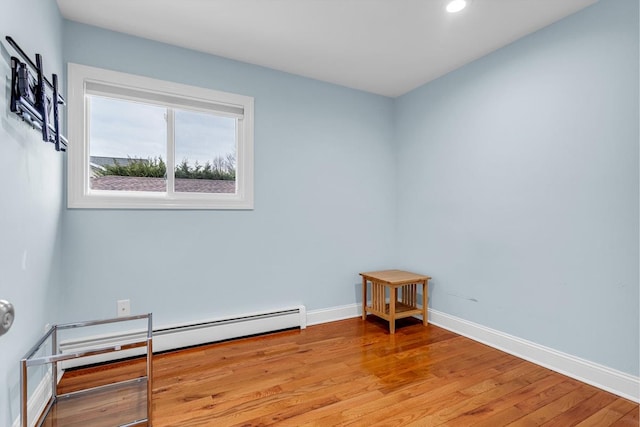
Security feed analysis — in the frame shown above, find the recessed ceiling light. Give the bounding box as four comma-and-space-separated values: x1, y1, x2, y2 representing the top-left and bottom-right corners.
446, 0, 468, 13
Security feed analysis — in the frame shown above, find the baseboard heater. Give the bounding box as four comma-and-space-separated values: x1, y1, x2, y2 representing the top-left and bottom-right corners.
59, 305, 306, 369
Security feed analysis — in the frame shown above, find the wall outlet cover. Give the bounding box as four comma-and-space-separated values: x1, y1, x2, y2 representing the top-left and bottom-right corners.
117, 299, 131, 317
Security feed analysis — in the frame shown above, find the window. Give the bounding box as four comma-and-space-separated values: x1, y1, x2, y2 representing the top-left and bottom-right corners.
67, 63, 254, 209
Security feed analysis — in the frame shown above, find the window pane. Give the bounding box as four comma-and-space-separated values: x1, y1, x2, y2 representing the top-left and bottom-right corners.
89, 96, 167, 192
174, 109, 237, 194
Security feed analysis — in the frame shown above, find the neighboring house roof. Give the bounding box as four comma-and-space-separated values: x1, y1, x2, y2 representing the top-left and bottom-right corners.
90, 156, 148, 167
90, 176, 235, 193
89, 157, 151, 178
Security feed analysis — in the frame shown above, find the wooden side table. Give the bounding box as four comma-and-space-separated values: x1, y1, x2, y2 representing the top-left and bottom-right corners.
360, 270, 431, 333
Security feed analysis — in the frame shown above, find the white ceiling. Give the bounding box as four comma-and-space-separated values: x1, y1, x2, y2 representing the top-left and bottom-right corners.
56, 0, 598, 97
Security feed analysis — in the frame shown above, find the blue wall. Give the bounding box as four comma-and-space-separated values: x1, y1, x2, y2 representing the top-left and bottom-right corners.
60, 22, 397, 326
2, 0, 638, 422
395, 0, 639, 375
0, 0, 65, 424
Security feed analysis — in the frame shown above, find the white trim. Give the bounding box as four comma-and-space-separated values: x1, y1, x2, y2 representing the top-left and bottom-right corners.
428, 309, 640, 403
67, 63, 254, 210
306, 303, 362, 326
304, 303, 640, 402
12, 371, 54, 427
84, 81, 245, 118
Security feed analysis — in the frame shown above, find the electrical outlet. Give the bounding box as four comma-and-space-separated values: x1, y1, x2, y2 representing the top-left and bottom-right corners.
117, 299, 131, 317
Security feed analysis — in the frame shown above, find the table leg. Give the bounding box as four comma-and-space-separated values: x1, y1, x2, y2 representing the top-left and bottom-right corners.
362, 277, 367, 320
390, 286, 397, 334
422, 280, 428, 326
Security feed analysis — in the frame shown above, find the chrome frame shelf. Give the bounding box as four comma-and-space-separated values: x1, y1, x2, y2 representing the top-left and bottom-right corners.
20, 314, 153, 427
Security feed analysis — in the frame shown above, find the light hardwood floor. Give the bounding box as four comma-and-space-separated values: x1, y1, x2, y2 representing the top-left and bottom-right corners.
45, 317, 638, 426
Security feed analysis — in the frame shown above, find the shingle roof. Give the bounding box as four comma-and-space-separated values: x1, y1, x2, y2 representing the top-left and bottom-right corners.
90, 176, 236, 193
90, 156, 145, 167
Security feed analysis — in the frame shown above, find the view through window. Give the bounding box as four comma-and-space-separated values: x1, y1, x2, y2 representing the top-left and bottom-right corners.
89, 96, 237, 195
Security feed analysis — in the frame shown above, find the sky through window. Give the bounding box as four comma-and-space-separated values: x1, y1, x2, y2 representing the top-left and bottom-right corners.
89, 96, 236, 166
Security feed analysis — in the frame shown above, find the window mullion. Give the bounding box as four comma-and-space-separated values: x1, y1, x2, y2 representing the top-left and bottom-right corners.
166, 108, 176, 196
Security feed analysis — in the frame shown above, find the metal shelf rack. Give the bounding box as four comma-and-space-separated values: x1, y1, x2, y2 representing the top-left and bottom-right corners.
20, 314, 153, 427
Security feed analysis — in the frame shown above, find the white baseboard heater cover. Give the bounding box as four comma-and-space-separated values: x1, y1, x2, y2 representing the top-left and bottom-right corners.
59, 305, 306, 369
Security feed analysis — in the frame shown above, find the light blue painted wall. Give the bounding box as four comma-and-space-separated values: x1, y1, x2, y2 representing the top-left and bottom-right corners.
60, 22, 397, 326
395, 0, 639, 375
0, 0, 65, 424
1, 3, 637, 423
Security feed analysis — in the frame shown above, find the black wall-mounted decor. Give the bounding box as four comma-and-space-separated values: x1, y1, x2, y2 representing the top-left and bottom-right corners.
6, 36, 67, 152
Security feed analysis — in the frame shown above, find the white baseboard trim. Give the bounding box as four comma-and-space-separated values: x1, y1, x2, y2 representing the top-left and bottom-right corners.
305, 303, 640, 402
11, 371, 54, 427
429, 309, 639, 402
307, 303, 361, 326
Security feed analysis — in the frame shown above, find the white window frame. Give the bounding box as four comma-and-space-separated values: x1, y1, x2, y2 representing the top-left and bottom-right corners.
67, 63, 254, 209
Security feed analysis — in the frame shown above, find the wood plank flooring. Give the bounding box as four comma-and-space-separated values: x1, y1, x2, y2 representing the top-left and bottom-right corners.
45, 317, 638, 426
